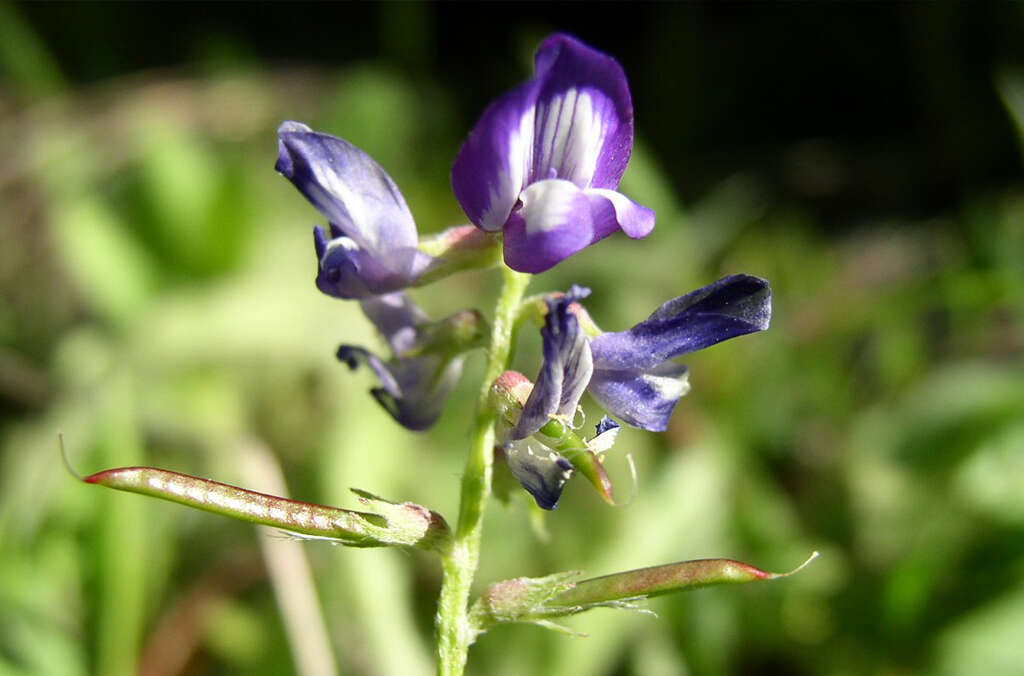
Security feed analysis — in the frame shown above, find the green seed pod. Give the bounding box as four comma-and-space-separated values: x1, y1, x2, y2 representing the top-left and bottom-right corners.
82, 466, 451, 552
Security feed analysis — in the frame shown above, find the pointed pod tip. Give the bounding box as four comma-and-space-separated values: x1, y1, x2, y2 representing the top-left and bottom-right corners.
581, 451, 640, 509
81, 467, 132, 486
762, 551, 820, 580
58, 432, 85, 482
785, 550, 821, 577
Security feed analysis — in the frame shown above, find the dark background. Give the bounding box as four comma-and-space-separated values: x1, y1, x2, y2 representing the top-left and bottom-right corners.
18, 2, 1024, 222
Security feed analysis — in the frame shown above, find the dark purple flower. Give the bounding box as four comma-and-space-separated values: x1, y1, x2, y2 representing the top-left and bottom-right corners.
337, 292, 483, 431
589, 275, 772, 430
451, 34, 655, 274
500, 286, 592, 508
524, 274, 772, 433
502, 437, 576, 510
276, 121, 433, 299
511, 286, 593, 440
502, 414, 622, 511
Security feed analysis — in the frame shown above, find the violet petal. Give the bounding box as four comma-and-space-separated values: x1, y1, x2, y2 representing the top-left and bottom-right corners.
589, 362, 691, 432
513, 288, 593, 439
336, 346, 462, 432
591, 275, 772, 371
451, 82, 538, 232
315, 231, 426, 299
528, 34, 635, 189
277, 121, 418, 253
358, 292, 428, 356
503, 437, 575, 510
279, 122, 432, 297
500, 179, 609, 273
585, 188, 656, 239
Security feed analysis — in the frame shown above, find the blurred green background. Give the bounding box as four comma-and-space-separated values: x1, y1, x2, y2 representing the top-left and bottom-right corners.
2, 3, 1023, 675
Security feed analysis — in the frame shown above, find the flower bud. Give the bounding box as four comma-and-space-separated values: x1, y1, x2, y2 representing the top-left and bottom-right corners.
488, 370, 534, 427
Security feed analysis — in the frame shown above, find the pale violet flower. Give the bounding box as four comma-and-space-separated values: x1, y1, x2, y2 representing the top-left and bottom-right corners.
337, 292, 484, 431
276, 121, 434, 299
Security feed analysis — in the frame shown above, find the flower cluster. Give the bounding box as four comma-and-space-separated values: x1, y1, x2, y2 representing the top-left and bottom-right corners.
276, 33, 773, 509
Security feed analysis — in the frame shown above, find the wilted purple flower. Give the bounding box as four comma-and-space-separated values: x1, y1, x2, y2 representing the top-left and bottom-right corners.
337, 292, 485, 431
587, 275, 772, 430
512, 286, 594, 440
582, 275, 772, 430
502, 414, 622, 510
276, 121, 434, 299
501, 438, 576, 511
505, 275, 771, 507
451, 34, 655, 274
589, 278, 770, 430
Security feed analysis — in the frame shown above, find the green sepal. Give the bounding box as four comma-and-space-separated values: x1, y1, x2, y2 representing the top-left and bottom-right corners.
401, 309, 489, 359
469, 571, 583, 635
414, 225, 502, 286
488, 371, 534, 426
515, 292, 603, 337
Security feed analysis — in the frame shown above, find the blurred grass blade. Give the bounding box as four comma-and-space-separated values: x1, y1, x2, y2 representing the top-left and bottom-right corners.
93, 379, 148, 676
51, 198, 158, 325
79, 465, 451, 552
0, 1, 65, 99
239, 441, 338, 676
996, 70, 1024, 161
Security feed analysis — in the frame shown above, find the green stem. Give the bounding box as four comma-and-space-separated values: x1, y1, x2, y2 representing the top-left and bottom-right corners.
436, 265, 530, 675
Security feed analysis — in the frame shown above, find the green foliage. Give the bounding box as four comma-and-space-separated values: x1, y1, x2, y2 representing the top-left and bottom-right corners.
2, 26, 1023, 676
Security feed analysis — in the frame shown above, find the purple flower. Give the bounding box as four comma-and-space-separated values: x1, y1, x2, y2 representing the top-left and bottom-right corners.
500, 286, 593, 508
451, 34, 655, 274
337, 292, 484, 431
588, 275, 772, 430
276, 121, 434, 299
501, 438, 576, 510
502, 275, 770, 508
512, 286, 594, 440
523, 275, 772, 434
503, 414, 621, 510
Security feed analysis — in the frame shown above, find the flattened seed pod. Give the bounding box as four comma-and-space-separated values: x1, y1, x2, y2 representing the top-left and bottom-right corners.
83, 466, 451, 551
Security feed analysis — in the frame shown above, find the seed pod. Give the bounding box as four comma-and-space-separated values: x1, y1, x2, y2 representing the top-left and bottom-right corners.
550, 553, 819, 608
83, 466, 451, 552
471, 553, 819, 632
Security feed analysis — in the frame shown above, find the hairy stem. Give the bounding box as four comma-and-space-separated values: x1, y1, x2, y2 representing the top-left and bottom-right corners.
436, 266, 530, 675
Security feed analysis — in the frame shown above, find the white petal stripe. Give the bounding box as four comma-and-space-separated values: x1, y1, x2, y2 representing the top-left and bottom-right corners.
480, 108, 534, 230
534, 88, 607, 187
519, 179, 586, 235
